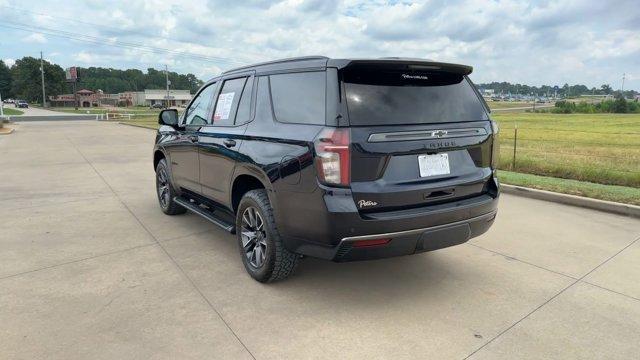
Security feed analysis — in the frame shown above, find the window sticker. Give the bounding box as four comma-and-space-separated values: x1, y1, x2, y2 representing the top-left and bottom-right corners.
213, 92, 235, 121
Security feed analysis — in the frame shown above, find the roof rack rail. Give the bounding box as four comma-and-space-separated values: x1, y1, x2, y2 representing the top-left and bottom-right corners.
223, 56, 329, 74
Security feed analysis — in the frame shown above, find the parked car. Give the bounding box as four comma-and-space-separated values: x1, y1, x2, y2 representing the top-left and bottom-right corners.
150, 103, 164, 109
153, 56, 500, 282
15, 100, 28, 108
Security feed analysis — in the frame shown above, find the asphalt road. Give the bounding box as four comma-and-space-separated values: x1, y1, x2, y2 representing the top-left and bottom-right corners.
1, 121, 639, 359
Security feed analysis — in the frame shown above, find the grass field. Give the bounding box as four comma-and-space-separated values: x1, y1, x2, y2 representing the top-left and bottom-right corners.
53, 107, 162, 115
493, 113, 640, 188
498, 170, 640, 206
1, 107, 24, 115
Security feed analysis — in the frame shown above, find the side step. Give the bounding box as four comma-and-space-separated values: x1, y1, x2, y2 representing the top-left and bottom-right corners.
174, 196, 236, 233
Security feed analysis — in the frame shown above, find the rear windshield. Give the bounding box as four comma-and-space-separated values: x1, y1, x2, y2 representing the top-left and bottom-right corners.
343, 68, 488, 125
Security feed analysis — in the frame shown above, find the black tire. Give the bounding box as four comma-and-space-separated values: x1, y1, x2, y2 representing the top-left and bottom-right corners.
236, 189, 298, 282
155, 158, 186, 215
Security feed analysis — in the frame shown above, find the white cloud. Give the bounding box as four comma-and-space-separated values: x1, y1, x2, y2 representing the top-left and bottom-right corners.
3, 58, 15, 67
23, 33, 47, 43
75, 51, 99, 63
0, 0, 638, 90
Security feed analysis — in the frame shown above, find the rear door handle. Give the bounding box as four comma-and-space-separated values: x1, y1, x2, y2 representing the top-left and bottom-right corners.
188, 135, 199, 142
223, 139, 237, 148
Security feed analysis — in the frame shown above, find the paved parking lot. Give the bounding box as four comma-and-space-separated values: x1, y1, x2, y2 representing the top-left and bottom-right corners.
1, 121, 639, 359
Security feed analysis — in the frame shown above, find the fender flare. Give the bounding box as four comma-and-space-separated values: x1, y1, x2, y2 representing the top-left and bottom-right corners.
229, 163, 276, 209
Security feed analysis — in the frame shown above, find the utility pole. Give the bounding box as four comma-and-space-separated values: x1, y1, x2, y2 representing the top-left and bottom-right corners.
0, 91, 4, 117
40, 51, 46, 108
165, 65, 170, 108
621, 73, 626, 94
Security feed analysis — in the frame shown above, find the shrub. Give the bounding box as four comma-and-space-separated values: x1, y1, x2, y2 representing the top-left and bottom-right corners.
612, 98, 629, 113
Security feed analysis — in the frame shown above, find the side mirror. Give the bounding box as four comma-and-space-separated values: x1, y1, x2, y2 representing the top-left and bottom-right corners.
159, 109, 179, 127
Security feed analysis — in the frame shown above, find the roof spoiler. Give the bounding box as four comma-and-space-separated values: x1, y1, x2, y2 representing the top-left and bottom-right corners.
328, 58, 473, 75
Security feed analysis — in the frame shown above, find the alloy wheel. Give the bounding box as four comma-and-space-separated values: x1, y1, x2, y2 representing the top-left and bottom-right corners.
157, 168, 170, 208
241, 206, 267, 268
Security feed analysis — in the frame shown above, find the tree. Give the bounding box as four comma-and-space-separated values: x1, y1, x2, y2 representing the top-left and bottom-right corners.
11, 57, 65, 103
0, 60, 11, 98
600, 84, 612, 95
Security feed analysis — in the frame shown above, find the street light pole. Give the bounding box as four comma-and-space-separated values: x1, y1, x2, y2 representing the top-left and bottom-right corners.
40, 51, 46, 108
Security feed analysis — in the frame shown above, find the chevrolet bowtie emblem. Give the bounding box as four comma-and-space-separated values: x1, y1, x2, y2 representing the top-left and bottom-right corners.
432, 130, 448, 138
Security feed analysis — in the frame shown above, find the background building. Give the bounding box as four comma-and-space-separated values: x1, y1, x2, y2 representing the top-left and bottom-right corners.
144, 89, 192, 107
48, 89, 192, 107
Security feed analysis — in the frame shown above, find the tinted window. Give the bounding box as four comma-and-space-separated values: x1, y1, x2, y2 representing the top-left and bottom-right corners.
269, 72, 325, 125
185, 83, 216, 126
235, 77, 254, 124
213, 77, 247, 126
343, 69, 489, 125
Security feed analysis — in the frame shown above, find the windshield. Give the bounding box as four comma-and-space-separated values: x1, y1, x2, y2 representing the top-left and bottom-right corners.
343, 68, 488, 126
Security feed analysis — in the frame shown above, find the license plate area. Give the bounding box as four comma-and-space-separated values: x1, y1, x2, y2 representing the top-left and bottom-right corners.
418, 153, 450, 177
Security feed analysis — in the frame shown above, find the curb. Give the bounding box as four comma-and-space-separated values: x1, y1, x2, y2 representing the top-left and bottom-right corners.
0, 127, 15, 135
501, 184, 640, 219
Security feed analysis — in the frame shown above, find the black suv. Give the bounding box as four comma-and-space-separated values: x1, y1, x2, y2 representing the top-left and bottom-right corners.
153, 56, 499, 282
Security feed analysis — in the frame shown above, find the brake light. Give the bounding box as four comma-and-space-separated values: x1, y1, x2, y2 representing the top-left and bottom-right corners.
314, 128, 350, 186
490, 120, 500, 169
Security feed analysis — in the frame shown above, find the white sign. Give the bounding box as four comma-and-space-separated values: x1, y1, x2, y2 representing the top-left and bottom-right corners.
213, 92, 235, 121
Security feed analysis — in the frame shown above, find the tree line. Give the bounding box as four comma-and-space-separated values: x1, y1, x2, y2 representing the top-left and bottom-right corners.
0, 57, 204, 103
477, 81, 637, 98
2, 57, 636, 103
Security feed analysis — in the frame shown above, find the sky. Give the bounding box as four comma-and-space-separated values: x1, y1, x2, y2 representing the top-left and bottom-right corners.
0, 0, 638, 90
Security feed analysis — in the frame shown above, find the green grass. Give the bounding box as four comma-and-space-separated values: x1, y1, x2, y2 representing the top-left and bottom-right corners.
1, 107, 24, 115
493, 113, 640, 188
117, 115, 159, 129
54, 107, 161, 115
54, 107, 106, 114
499, 170, 640, 206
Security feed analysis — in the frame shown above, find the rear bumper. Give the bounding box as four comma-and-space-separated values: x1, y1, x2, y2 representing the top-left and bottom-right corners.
282, 185, 499, 261
332, 210, 496, 261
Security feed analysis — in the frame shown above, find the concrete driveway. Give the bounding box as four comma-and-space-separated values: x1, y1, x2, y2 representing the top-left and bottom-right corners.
1, 121, 639, 360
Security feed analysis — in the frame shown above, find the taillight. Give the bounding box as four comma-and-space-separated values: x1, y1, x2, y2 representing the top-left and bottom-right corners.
490, 120, 500, 169
352, 238, 391, 248
314, 128, 350, 186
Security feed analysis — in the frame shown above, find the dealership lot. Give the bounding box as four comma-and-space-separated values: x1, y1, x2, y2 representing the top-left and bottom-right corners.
1, 120, 639, 359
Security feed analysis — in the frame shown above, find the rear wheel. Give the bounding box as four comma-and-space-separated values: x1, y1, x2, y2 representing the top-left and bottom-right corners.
155, 158, 186, 215
236, 189, 298, 282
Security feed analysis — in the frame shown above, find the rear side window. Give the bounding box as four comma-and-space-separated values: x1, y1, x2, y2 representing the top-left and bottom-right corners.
269, 72, 325, 125
343, 69, 489, 125
235, 77, 254, 124
213, 77, 247, 126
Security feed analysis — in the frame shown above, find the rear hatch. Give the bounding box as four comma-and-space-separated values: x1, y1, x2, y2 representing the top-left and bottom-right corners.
340, 61, 494, 213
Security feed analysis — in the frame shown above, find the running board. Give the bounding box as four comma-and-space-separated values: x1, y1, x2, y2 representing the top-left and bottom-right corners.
173, 197, 236, 233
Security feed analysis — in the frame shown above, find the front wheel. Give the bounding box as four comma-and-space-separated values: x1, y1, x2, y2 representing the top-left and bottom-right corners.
155, 159, 186, 215
236, 189, 298, 282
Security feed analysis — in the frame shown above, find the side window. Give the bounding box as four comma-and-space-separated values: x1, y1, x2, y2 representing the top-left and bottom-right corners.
269, 72, 325, 125
185, 83, 216, 126
212, 77, 247, 126
235, 77, 254, 124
